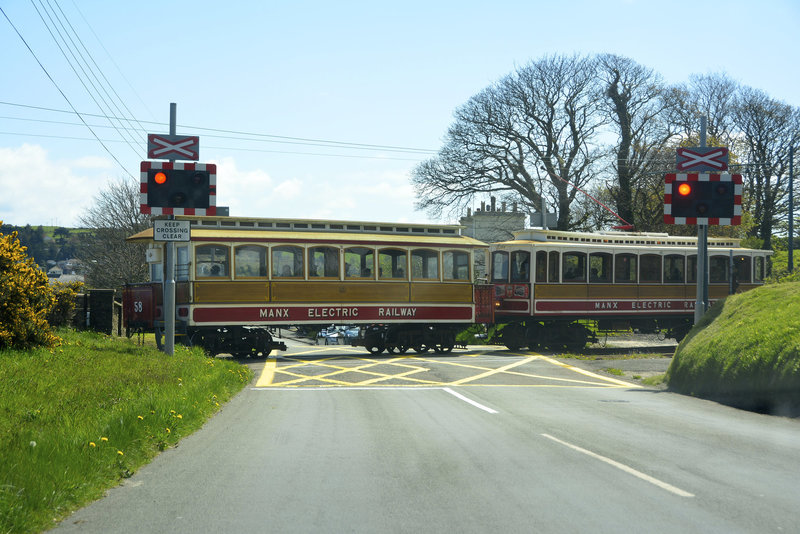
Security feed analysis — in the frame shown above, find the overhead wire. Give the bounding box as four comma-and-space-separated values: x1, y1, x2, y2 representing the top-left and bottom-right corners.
29, 0, 143, 159
0, 101, 438, 157
0, 5, 135, 179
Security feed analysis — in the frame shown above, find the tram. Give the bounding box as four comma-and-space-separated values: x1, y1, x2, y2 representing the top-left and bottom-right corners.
123, 216, 492, 357
489, 229, 772, 350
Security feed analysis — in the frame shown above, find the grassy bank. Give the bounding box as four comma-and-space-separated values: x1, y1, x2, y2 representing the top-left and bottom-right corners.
0, 330, 252, 533
666, 282, 800, 415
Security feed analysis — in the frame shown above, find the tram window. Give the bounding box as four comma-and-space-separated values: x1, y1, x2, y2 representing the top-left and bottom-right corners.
664, 254, 685, 283
589, 253, 612, 283
614, 253, 637, 283
235, 245, 267, 278
754, 256, 765, 282
640, 254, 661, 283
687, 255, 697, 283
548, 251, 560, 282
345, 247, 375, 279
272, 246, 304, 278
444, 250, 470, 281
710, 255, 729, 283
734, 256, 751, 283
379, 249, 408, 280
491, 251, 509, 283
562, 252, 586, 283
510, 251, 530, 283
412, 249, 439, 280
309, 246, 339, 278
535, 251, 547, 283
196, 244, 229, 278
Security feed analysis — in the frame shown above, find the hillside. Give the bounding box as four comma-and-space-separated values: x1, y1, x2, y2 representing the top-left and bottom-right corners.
666, 282, 800, 416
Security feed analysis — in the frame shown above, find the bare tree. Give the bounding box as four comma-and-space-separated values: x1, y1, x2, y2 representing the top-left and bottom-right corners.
596, 54, 677, 229
412, 55, 602, 229
670, 73, 739, 145
78, 178, 151, 289
733, 88, 799, 248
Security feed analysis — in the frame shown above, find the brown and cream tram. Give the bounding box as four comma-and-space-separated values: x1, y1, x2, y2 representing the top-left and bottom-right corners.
124, 216, 492, 357
489, 229, 772, 350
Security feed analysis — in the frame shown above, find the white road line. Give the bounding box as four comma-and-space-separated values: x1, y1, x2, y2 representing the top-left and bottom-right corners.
442, 387, 498, 414
541, 433, 695, 498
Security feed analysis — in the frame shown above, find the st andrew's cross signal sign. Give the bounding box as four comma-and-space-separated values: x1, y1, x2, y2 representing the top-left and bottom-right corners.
147, 134, 199, 161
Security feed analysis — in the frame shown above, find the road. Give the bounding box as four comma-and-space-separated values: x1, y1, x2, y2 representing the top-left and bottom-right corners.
54, 340, 800, 533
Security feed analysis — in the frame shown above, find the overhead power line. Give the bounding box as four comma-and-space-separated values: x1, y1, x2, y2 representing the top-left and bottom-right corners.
0, 6, 135, 179
0, 101, 438, 155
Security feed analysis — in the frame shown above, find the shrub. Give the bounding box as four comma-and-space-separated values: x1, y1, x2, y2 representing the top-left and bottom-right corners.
48, 281, 84, 327
0, 223, 59, 349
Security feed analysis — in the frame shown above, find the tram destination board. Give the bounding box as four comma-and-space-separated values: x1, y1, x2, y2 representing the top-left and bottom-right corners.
154, 219, 191, 242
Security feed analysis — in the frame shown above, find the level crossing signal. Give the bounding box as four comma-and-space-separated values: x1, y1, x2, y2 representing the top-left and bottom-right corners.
140, 161, 217, 216
663, 173, 741, 226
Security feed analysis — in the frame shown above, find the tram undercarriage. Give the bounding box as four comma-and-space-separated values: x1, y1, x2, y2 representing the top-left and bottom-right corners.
155, 324, 287, 358
497, 317, 692, 352
354, 324, 459, 355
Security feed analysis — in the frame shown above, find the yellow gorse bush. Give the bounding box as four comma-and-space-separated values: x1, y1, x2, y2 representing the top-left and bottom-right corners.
0, 221, 59, 349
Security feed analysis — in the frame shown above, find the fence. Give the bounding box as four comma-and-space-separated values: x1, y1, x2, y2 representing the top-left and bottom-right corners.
72, 289, 123, 336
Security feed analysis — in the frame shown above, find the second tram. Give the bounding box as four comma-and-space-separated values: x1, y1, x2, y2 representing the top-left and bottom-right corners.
489, 229, 772, 350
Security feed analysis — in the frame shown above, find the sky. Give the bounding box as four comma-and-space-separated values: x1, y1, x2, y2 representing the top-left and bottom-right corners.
1, 0, 799, 228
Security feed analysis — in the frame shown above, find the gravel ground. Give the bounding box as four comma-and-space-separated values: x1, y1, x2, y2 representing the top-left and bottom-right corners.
560, 333, 677, 387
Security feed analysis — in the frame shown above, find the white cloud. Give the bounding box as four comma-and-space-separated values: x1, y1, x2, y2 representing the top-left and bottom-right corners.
211, 156, 274, 216
0, 144, 109, 227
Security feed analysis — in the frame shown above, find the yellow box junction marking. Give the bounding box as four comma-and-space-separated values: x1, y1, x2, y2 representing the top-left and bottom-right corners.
255, 349, 641, 389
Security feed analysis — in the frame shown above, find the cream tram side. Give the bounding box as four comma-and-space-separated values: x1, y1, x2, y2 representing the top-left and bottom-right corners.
124, 216, 492, 357
489, 229, 772, 351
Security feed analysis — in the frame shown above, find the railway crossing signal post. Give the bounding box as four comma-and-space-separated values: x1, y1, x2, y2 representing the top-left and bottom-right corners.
139, 103, 214, 354
664, 117, 742, 325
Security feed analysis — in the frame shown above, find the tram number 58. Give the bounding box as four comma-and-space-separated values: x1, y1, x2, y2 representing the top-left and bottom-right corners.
133, 301, 144, 313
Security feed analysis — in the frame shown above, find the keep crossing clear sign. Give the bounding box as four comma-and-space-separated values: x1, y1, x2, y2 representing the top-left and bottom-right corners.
153, 219, 191, 241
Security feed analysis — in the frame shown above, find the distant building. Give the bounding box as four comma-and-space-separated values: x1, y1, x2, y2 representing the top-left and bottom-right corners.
460, 197, 527, 243
460, 197, 527, 281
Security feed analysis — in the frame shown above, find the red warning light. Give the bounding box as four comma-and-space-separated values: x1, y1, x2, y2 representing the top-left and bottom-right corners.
677, 183, 692, 196
154, 171, 167, 185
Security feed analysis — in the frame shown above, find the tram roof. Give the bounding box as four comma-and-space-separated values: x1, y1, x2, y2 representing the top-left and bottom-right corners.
128, 215, 488, 248
497, 228, 765, 251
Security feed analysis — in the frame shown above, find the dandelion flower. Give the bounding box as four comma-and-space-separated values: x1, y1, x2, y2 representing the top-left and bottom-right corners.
100, 437, 108, 442
89, 442, 96, 447
176, 414, 182, 419
137, 415, 144, 420
117, 450, 124, 456
165, 428, 171, 433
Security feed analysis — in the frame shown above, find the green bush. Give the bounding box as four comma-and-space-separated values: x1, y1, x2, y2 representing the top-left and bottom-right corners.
47, 281, 84, 327
0, 224, 59, 349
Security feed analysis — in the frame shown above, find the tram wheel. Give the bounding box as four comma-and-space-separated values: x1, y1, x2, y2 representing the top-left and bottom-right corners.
366, 344, 385, 355
413, 344, 429, 354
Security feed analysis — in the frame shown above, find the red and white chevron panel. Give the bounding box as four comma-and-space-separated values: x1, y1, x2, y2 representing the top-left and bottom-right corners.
140, 161, 217, 216
664, 173, 742, 226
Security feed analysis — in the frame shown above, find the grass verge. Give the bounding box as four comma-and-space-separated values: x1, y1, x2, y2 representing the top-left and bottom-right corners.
0, 329, 253, 533
666, 281, 800, 415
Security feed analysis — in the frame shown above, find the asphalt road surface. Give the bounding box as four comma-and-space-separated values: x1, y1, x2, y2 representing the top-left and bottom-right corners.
53, 340, 800, 533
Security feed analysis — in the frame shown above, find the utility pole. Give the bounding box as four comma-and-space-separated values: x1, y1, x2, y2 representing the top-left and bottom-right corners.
789, 144, 794, 273
163, 103, 177, 355
694, 117, 709, 325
